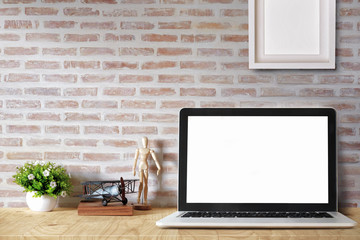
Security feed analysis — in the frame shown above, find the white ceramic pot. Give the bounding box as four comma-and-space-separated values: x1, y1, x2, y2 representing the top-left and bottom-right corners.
26, 192, 58, 212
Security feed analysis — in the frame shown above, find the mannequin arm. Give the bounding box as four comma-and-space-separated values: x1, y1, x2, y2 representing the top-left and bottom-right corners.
133, 149, 139, 176
150, 149, 161, 176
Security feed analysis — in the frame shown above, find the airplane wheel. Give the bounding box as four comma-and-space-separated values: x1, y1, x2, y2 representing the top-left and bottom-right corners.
122, 197, 128, 205
102, 199, 108, 206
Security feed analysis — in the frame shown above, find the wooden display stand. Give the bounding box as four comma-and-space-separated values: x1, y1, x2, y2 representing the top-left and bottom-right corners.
77, 200, 133, 216
133, 204, 151, 210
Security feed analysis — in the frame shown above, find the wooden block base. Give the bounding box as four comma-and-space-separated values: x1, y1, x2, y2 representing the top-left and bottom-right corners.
78, 200, 133, 216
133, 204, 152, 210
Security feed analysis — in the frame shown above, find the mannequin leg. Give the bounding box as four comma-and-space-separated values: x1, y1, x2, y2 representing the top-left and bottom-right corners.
143, 170, 148, 205
137, 170, 144, 204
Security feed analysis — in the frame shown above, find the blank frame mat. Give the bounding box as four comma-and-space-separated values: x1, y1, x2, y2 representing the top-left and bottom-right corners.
186, 116, 328, 204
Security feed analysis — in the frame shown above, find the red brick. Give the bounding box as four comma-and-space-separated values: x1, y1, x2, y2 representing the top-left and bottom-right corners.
222, 88, 256, 97
26, 33, 60, 42
65, 139, 98, 147
149, 139, 177, 148
120, 48, 154, 56
84, 126, 119, 134
200, 75, 233, 84
0, 190, 25, 198
5, 73, 39, 82
43, 48, 76, 56
220, 9, 247, 16
105, 166, 132, 173
4, 47, 38, 55
119, 75, 153, 83
201, 0, 233, 3
337, 22, 353, 30
142, 61, 176, 69
45, 152, 80, 160
159, 21, 191, 29
64, 61, 100, 69
197, 22, 231, 29
25, 88, 60, 96
7, 152, 42, 160
120, 0, 155, 3
0, 34, 20, 41
65, 113, 101, 121
27, 138, 61, 146
144, 8, 175, 16
160, 100, 195, 109
260, 88, 295, 97
0, 88, 22, 95
122, 126, 157, 135
42, 0, 75, 2
221, 62, 248, 70
103, 87, 136, 96
180, 9, 213, 16
27, 112, 60, 121
63, 8, 99, 16
81, 21, 116, 30
239, 49, 248, 57
336, 48, 353, 57
340, 141, 360, 150
141, 88, 176, 96
340, 88, 360, 97
103, 61, 138, 70
221, 34, 248, 42
64, 165, 100, 173
142, 113, 178, 122
338, 127, 356, 136
7, 125, 40, 133
121, 21, 154, 30
64, 34, 99, 42
4, 20, 36, 29
0, 138, 22, 146
198, 48, 233, 56
180, 88, 216, 97
340, 36, 360, 44
319, 75, 354, 84
44, 21, 76, 29
0, 60, 20, 68
161, 0, 193, 3
277, 75, 314, 84
340, 8, 360, 16
0, 8, 21, 15
239, 75, 272, 83
142, 34, 177, 42
341, 114, 360, 123
6, 100, 40, 109
341, 62, 360, 70
325, 103, 356, 111
82, 0, 117, 3
82, 74, 114, 83
158, 48, 192, 56
25, 7, 58, 15
80, 47, 115, 56
64, 88, 97, 96
299, 88, 334, 97
201, 101, 236, 108
43, 74, 77, 83
180, 61, 216, 70
158, 74, 194, 83
0, 164, 20, 172
83, 153, 120, 161
103, 9, 137, 17
339, 153, 359, 163
121, 100, 156, 109
82, 100, 118, 108
25, 61, 61, 69
104, 33, 134, 41
45, 125, 79, 134
103, 140, 137, 147
162, 128, 178, 135
181, 34, 216, 43
105, 113, 139, 122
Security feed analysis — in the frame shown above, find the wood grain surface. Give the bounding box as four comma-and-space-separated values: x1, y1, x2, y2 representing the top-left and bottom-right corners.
0, 208, 359, 240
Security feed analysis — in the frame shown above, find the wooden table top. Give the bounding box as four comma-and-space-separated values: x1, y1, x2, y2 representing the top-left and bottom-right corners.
0, 207, 359, 240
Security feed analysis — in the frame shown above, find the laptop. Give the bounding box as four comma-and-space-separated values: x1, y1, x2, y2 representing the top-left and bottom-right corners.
156, 108, 357, 228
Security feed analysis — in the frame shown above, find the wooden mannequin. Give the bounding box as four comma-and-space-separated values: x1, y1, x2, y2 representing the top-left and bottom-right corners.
133, 137, 161, 207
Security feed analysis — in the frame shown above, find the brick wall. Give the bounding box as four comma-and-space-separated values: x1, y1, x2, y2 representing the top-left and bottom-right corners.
0, 0, 359, 208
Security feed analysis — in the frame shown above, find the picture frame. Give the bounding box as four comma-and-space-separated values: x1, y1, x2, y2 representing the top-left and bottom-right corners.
248, 0, 336, 69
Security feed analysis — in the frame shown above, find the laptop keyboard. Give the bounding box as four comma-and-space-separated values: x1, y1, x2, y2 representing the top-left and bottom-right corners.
181, 211, 333, 218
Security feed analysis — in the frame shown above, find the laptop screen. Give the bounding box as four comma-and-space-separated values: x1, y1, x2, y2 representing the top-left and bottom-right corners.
178, 108, 337, 212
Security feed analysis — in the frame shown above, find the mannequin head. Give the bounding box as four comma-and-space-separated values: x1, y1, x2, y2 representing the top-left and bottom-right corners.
142, 137, 148, 148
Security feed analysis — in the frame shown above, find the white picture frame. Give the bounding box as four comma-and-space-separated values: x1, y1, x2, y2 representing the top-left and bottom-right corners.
248, 0, 336, 69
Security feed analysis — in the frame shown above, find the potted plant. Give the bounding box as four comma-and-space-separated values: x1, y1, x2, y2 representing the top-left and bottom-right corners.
13, 161, 72, 212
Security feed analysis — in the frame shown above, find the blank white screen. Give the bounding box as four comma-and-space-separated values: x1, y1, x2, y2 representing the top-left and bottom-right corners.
186, 116, 328, 204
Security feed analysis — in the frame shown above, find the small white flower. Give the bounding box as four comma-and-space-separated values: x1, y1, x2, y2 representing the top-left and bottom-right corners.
40, 161, 45, 166
28, 174, 35, 180
35, 160, 40, 165
61, 191, 67, 197
43, 170, 50, 177
50, 181, 57, 188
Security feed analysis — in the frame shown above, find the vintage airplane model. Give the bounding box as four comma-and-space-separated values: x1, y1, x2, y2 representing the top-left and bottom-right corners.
78, 177, 138, 206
